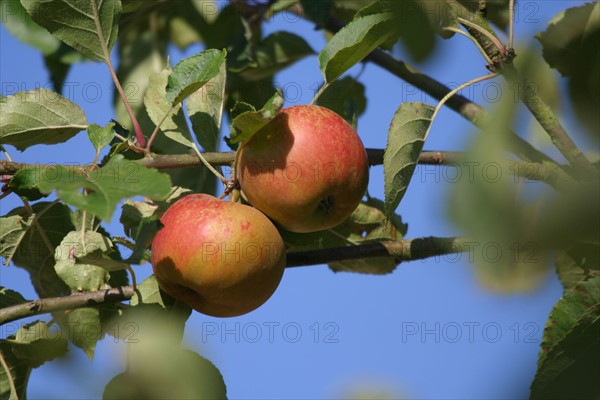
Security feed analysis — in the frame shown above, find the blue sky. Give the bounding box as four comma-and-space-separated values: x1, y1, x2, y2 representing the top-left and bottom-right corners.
0, 1, 592, 398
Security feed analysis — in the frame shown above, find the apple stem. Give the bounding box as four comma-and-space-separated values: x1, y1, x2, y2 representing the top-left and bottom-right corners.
309, 82, 331, 106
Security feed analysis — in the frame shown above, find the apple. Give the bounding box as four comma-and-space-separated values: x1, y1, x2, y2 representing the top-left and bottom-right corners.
151, 194, 286, 317
237, 105, 369, 233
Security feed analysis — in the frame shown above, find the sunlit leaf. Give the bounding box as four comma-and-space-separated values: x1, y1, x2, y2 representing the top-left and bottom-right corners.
88, 122, 115, 153
144, 65, 194, 148
1, 0, 61, 55
9, 321, 68, 368
57, 307, 102, 360
166, 49, 227, 105
0, 89, 87, 151
229, 90, 284, 144
37, 155, 172, 221
319, 12, 396, 82
21, 0, 121, 62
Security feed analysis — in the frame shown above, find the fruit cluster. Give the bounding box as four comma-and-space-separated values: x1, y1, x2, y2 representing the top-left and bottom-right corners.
151, 105, 369, 317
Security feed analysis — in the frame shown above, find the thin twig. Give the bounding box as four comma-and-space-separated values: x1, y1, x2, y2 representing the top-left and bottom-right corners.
424, 73, 499, 140
458, 17, 506, 54
145, 105, 177, 154
442, 27, 492, 65
509, 0, 515, 49
0, 349, 18, 400
91, 0, 146, 147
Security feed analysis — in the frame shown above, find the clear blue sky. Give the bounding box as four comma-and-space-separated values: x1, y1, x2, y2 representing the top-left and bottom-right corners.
0, 1, 591, 398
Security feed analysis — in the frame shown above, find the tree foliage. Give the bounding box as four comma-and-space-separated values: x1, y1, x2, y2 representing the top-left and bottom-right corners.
0, 0, 598, 398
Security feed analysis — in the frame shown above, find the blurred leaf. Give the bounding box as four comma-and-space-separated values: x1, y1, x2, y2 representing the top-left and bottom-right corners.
2, 202, 73, 297
103, 349, 226, 400
0, 341, 30, 400
88, 122, 116, 153
387, 0, 438, 61
449, 86, 551, 292
232, 32, 315, 81
8, 167, 48, 201
317, 77, 366, 126
319, 12, 396, 82
21, 0, 121, 62
384, 102, 433, 217
301, 0, 332, 28
229, 89, 284, 144
125, 275, 191, 342
0, 89, 88, 151
37, 155, 172, 221
531, 276, 600, 399
9, 321, 68, 368
0, 0, 61, 54
556, 244, 600, 291
283, 200, 407, 274
57, 307, 102, 360
0, 287, 28, 308
166, 49, 227, 105
536, 3, 600, 138
144, 65, 194, 148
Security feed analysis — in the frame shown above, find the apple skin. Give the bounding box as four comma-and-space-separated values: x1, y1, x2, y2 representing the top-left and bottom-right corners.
237, 105, 369, 233
151, 194, 286, 318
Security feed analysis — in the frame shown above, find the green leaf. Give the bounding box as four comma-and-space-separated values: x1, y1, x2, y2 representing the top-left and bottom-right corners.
301, 0, 331, 28
88, 122, 115, 153
2, 202, 73, 298
0, 341, 30, 400
187, 61, 226, 152
283, 200, 407, 274
233, 32, 315, 81
0, 215, 33, 267
8, 167, 48, 201
131, 274, 176, 308
54, 230, 120, 292
229, 89, 284, 144
1, 0, 61, 55
531, 277, 600, 399
536, 3, 600, 78
0, 89, 88, 151
57, 307, 102, 360
21, 0, 122, 62
317, 77, 366, 126
9, 321, 69, 368
0, 287, 28, 308
124, 275, 191, 343
144, 65, 194, 148
556, 244, 600, 291
319, 12, 395, 82
448, 91, 551, 293
536, 2, 600, 139
37, 155, 172, 221
384, 102, 433, 217
103, 350, 227, 399
166, 49, 227, 105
